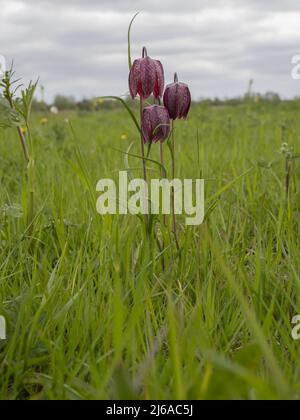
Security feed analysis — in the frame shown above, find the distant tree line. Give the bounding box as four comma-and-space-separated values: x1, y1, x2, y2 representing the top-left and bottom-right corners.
32, 95, 129, 112
31, 92, 300, 113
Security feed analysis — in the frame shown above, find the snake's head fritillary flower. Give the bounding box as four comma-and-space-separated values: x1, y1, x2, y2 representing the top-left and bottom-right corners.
163, 73, 191, 120
141, 105, 170, 144
129, 48, 165, 100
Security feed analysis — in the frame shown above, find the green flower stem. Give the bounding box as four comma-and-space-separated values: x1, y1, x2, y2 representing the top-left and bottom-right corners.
171, 120, 180, 250
140, 97, 149, 226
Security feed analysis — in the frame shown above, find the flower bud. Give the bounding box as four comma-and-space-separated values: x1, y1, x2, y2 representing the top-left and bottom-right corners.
141, 105, 170, 144
129, 48, 164, 100
163, 73, 191, 120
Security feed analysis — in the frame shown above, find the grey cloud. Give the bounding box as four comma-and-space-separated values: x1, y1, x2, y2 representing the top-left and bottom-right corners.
11, 0, 300, 12
1, 0, 300, 101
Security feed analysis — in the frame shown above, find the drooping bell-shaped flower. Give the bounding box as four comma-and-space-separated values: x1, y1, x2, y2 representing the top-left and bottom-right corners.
163, 73, 191, 120
141, 105, 170, 144
129, 47, 164, 100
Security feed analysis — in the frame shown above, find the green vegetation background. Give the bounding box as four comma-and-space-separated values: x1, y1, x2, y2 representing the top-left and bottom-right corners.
1, 100, 300, 400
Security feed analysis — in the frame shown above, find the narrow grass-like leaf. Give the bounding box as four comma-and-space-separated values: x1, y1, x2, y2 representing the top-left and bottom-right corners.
110, 146, 168, 178
99, 96, 141, 134
207, 167, 254, 204
128, 12, 140, 70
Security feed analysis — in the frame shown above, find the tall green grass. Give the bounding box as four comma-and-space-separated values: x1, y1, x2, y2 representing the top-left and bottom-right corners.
1, 101, 300, 400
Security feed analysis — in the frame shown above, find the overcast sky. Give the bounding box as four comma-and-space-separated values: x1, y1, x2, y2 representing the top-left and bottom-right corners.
1, 0, 300, 102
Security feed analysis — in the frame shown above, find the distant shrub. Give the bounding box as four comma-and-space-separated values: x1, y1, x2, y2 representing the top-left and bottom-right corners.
32, 99, 49, 113
53, 95, 77, 111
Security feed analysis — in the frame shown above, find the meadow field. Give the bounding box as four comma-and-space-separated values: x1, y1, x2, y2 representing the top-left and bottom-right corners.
1, 99, 300, 400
